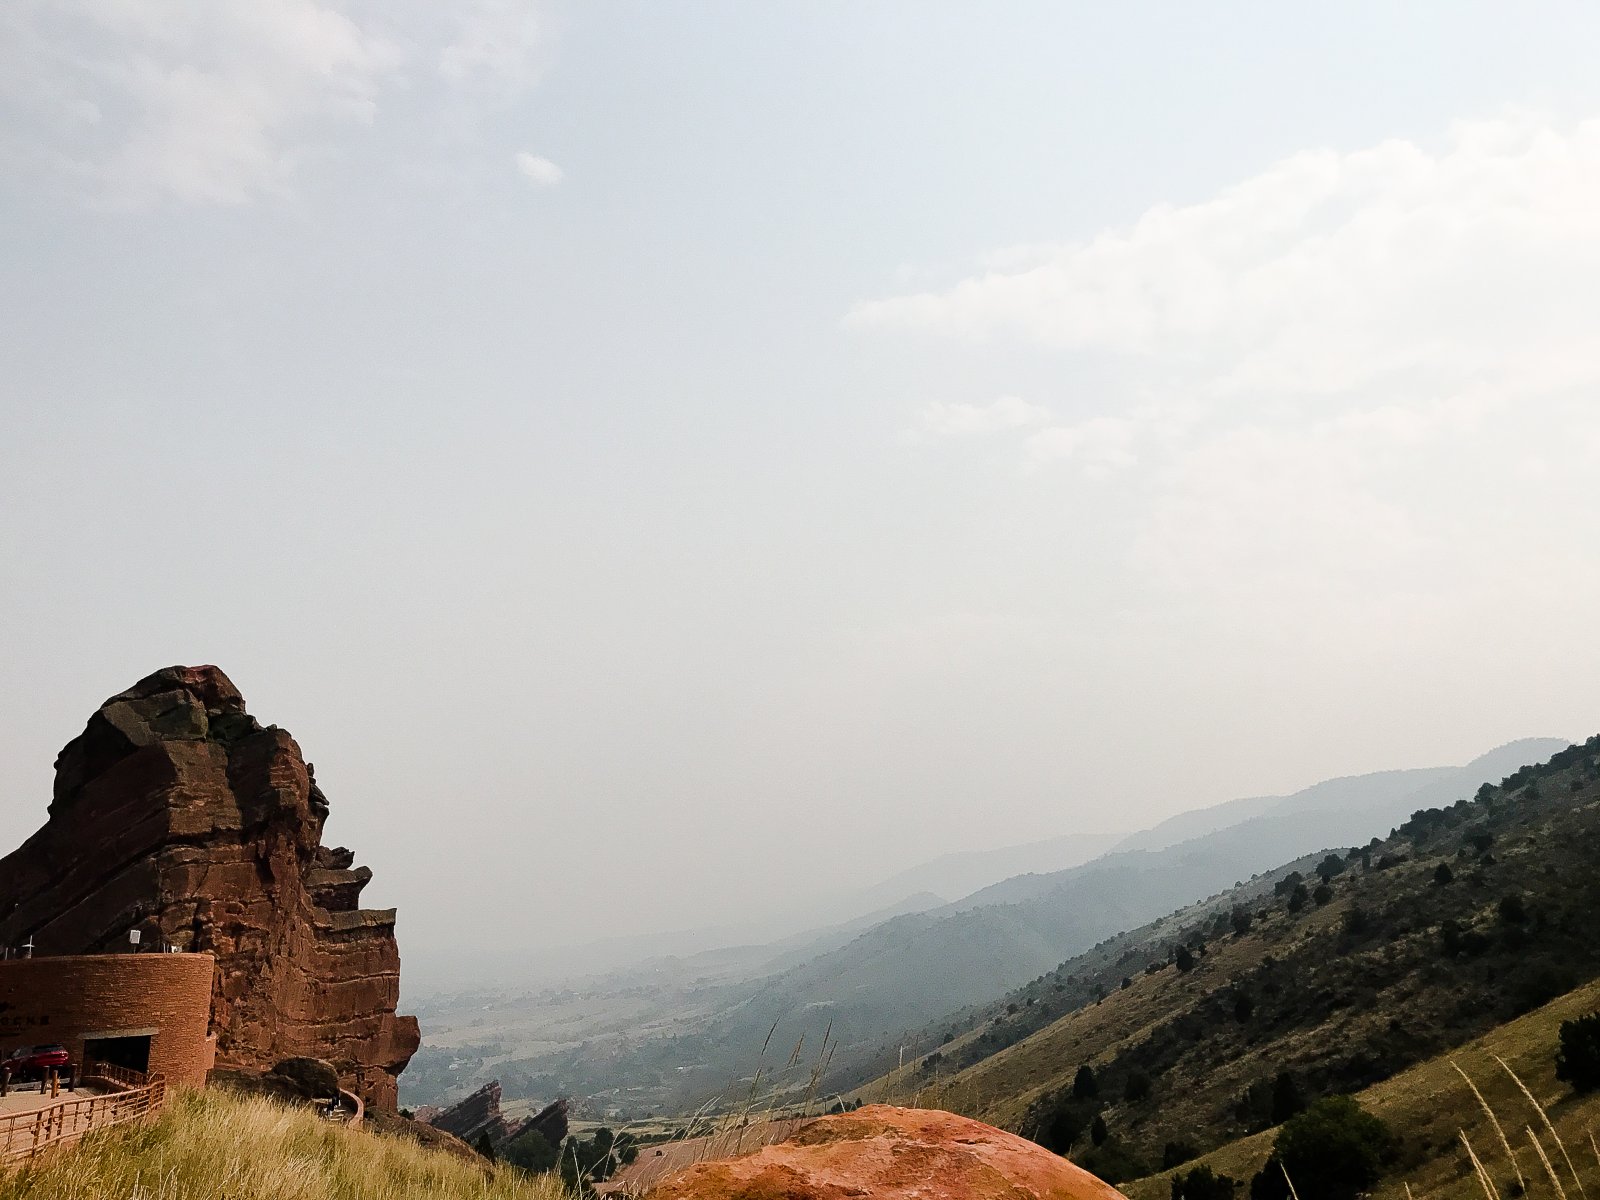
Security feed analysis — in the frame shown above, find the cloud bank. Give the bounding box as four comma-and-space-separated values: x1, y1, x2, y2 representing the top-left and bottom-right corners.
0, 0, 546, 207
855, 114, 1600, 642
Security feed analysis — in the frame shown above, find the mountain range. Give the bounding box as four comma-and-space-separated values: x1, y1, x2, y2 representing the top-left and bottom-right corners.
405, 737, 1568, 1117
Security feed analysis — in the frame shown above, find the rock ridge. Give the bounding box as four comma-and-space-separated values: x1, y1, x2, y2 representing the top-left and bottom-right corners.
421, 1079, 570, 1152
0, 665, 419, 1108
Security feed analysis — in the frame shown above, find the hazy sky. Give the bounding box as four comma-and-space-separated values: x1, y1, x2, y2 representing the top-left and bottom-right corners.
4, 3, 1600, 964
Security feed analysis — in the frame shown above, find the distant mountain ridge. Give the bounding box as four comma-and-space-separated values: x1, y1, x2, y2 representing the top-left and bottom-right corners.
851, 830, 1126, 914
412, 737, 1568, 1115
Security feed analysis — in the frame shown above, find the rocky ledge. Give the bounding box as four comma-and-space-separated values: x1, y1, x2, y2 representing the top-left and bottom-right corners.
422, 1079, 569, 1152
0, 666, 419, 1108
647, 1105, 1128, 1200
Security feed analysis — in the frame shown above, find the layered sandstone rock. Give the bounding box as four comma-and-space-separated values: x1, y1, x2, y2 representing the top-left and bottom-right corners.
425, 1079, 569, 1151
647, 1105, 1128, 1200
0, 666, 419, 1108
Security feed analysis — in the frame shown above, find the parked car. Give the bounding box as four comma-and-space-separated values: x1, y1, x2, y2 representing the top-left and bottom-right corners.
3, 1044, 71, 1082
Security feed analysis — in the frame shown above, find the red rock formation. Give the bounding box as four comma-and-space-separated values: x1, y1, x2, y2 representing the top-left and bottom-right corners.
424, 1079, 569, 1151
647, 1105, 1128, 1200
0, 666, 419, 1108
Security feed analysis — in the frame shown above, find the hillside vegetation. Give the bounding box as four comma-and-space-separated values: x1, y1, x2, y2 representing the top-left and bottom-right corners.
1122, 974, 1600, 1199
0, 1088, 566, 1200
864, 736, 1600, 1185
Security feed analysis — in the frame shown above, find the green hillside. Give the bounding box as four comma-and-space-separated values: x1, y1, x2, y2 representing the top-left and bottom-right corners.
864, 736, 1600, 1185
1123, 974, 1600, 1199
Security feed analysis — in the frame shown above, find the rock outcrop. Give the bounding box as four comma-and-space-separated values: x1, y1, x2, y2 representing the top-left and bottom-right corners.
647, 1105, 1128, 1200
0, 666, 419, 1108
424, 1079, 568, 1150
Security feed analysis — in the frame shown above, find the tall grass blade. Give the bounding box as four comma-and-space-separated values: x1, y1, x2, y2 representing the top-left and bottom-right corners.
1496, 1054, 1585, 1198
1462, 1130, 1502, 1200
1279, 1160, 1302, 1200
1529, 1125, 1570, 1200
1454, 1059, 1528, 1192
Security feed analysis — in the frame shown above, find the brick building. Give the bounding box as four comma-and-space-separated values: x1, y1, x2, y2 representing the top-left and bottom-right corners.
0, 953, 216, 1088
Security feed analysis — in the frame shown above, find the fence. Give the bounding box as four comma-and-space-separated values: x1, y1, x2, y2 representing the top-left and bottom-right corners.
82, 1061, 150, 1090
0, 1069, 166, 1165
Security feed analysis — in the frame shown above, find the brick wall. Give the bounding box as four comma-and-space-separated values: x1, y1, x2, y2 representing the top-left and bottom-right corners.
0, 954, 214, 1089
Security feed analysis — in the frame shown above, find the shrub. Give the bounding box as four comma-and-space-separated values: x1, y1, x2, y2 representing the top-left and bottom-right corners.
1499, 893, 1528, 924
502, 1128, 559, 1174
1231, 907, 1254, 936
1072, 1064, 1099, 1100
1312, 884, 1333, 906
1315, 854, 1346, 883
1287, 883, 1309, 913
1091, 1113, 1109, 1146
1033, 1105, 1088, 1154
559, 1127, 635, 1189
1433, 863, 1454, 886
1173, 1164, 1240, 1200
1124, 1069, 1153, 1103
1509, 963, 1575, 1016
1270, 1071, 1305, 1124
1176, 945, 1197, 973
1234, 991, 1254, 1023
1075, 1137, 1146, 1185
1556, 1011, 1600, 1091
1249, 1096, 1395, 1200
1162, 1140, 1198, 1169
1232, 1071, 1303, 1132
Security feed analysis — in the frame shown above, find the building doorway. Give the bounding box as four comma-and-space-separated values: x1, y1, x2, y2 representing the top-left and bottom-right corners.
84, 1034, 152, 1074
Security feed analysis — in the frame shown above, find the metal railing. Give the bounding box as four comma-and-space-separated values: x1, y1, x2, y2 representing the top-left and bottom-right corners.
0, 1072, 166, 1165
81, 1061, 149, 1091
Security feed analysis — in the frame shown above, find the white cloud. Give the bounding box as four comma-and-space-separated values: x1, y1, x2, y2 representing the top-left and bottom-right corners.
0, 0, 402, 206
1025, 417, 1140, 475
514, 151, 564, 188
0, 0, 548, 207
856, 113, 1600, 651
849, 113, 1600, 401
440, 0, 545, 96
918, 395, 1048, 437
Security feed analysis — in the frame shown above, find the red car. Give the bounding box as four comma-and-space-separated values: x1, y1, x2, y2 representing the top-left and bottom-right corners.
3, 1044, 71, 1081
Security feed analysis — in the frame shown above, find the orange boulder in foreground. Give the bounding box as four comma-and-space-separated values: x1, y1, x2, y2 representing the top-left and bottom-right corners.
648, 1105, 1129, 1200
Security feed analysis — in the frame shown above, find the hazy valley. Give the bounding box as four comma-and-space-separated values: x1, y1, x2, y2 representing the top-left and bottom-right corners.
403, 738, 1568, 1121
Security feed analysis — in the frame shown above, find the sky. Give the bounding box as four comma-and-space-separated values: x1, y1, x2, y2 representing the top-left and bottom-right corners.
4, 2, 1600, 970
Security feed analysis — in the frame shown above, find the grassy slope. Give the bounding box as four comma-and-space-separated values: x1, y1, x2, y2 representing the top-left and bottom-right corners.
1122, 974, 1600, 1199
0, 1087, 568, 1200
861, 737, 1600, 1181
869, 901, 1340, 1130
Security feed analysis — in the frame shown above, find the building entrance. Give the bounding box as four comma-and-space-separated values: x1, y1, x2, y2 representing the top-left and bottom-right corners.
84, 1034, 151, 1074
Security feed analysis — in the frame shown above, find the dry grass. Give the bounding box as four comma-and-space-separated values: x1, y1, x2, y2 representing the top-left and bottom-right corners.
1121, 976, 1600, 1200
0, 1087, 568, 1200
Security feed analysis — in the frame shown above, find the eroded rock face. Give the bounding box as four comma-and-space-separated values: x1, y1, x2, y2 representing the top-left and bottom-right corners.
424, 1079, 569, 1151
647, 1105, 1128, 1200
0, 666, 420, 1108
